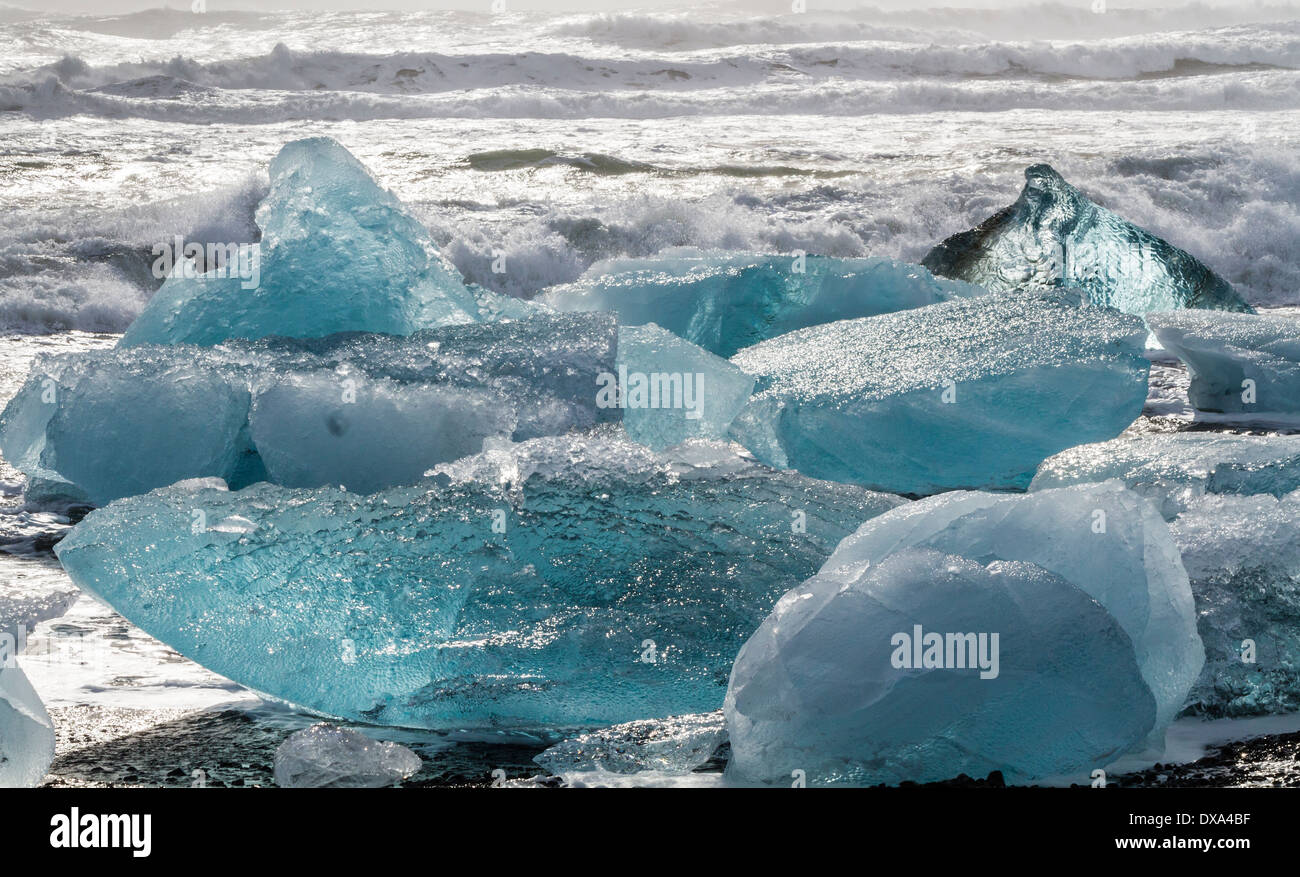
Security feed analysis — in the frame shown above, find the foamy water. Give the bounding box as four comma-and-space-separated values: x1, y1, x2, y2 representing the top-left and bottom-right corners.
0, 3, 1298, 334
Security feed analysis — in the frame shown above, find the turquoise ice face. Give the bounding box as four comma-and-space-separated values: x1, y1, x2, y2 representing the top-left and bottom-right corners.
540, 251, 986, 358
54, 432, 904, 729
119, 137, 532, 349
727, 290, 1151, 495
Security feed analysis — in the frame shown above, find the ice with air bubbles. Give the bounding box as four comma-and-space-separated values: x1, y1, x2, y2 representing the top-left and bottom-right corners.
54, 432, 903, 728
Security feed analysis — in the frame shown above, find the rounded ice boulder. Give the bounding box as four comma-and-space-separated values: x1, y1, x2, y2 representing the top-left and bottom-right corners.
724, 482, 1204, 786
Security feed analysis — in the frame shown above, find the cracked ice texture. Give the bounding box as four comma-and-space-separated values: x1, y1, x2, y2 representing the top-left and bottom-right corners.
273, 724, 421, 788
617, 324, 755, 450
1148, 310, 1300, 414
727, 291, 1150, 494
539, 250, 985, 358
1172, 490, 1300, 716
725, 548, 1155, 786
923, 165, 1251, 316
1, 588, 75, 788
54, 432, 905, 728
120, 137, 531, 348
1032, 433, 1300, 519
0, 312, 617, 504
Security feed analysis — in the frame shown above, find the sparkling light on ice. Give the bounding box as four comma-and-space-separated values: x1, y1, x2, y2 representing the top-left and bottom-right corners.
728, 291, 1150, 494
540, 250, 985, 358
54, 432, 903, 728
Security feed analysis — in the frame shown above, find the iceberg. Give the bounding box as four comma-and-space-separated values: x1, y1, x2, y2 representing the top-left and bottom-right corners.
1032, 432, 1300, 519
1172, 490, 1300, 716
0, 312, 618, 503
922, 165, 1252, 316
727, 291, 1150, 494
54, 432, 904, 728
725, 548, 1155, 786
273, 724, 421, 788
1148, 310, 1300, 415
725, 482, 1203, 786
616, 324, 755, 450
539, 250, 985, 358
534, 712, 725, 776
119, 137, 531, 348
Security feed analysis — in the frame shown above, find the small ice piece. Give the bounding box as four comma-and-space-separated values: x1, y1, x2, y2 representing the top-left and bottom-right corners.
784, 482, 1202, 734
725, 548, 1155, 786
273, 723, 421, 788
0, 588, 76, 788
1032, 433, 1300, 519
534, 712, 725, 776
0, 312, 617, 503
923, 164, 1252, 316
1147, 310, 1300, 414
54, 431, 904, 728
1172, 490, 1300, 716
615, 324, 755, 450
120, 137, 530, 348
539, 250, 985, 358
727, 291, 1150, 494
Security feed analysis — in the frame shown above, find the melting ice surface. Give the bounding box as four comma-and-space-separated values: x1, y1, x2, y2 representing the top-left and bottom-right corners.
1148, 310, 1300, 414
725, 483, 1203, 786
1032, 432, 1300, 519
0, 312, 617, 503
119, 137, 531, 348
728, 290, 1150, 494
923, 165, 1252, 316
54, 431, 904, 728
539, 250, 985, 358
273, 723, 421, 788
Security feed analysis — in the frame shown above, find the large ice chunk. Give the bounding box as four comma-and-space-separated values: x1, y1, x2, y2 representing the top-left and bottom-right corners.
539, 250, 985, 358
923, 165, 1252, 316
120, 137, 530, 348
727, 291, 1150, 494
54, 432, 904, 728
725, 547, 1156, 786
273, 724, 421, 788
1148, 310, 1300, 414
0, 313, 617, 503
1032, 433, 1300, 519
615, 324, 755, 450
759, 483, 1201, 733
1171, 490, 1300, 716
